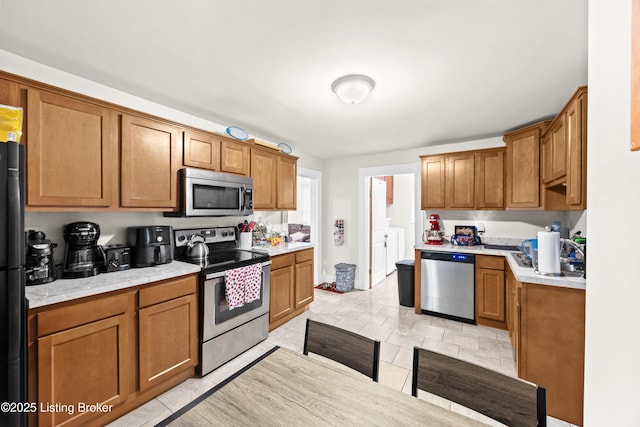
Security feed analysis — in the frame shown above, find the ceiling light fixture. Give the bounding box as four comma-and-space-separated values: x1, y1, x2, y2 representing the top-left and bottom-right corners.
331, 74, 375, 104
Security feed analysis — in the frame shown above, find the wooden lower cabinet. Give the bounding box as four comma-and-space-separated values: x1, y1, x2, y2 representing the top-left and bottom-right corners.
518, 282, 585, 426
475, 255, 506, 329
269, 248, 314, 330
31, 274, 198, 427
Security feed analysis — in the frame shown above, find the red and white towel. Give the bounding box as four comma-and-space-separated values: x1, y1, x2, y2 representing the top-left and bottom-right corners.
225, 263, 263, 310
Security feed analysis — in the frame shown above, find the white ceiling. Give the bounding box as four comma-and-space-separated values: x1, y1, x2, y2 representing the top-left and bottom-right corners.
0, 1, 588, 160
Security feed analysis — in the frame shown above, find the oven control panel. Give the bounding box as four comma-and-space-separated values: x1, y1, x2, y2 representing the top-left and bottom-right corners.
174, 227, 237, 247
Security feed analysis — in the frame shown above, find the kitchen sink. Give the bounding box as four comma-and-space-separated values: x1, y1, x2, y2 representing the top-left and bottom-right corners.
509, 253, 584, 278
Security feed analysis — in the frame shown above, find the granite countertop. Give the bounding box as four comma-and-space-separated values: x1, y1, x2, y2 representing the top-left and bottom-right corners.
415, 242, 586, 290
251, 242, 314, 256
25, 261, 202, 309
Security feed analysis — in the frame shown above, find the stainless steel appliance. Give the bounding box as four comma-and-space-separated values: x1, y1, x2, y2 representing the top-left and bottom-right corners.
165, 168, 253, 217
127, 226, 174, 267
101, 245, 131, 273
420, 251, 475, 323
25, 231, 57, 285
174, 226, 270, 376
61, 222, 106, 279
1, 140, 27, 426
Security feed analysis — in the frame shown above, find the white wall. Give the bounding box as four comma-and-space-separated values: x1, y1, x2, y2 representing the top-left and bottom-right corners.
584, 1, 640, 425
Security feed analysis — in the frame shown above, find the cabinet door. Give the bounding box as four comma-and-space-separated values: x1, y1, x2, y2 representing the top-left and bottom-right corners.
446, 153, 475, 208
138, 293, 198, 391
520, 283, 585, 426
251, 149, 277, 209
566, 92, 587, 208
550, 117, 567, 180
221, 139, 249, 175
476, 268, 505, 322
38, 312, 134, 426
276, 155, 297, 210
120, 114, 179, 208
475, 148, 505, 209
183, 130, 221, 170
505, 123, 546, 209
295, 259, 314, 309
269, 266, 295, 323
27, 89, 116, 207
420, 156, 446, 209
540, 132, 552, 184
0, 77, 19, 107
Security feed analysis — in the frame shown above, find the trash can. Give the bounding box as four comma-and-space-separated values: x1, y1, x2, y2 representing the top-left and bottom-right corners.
396, 260, 415, 307
334, 263, 356, 292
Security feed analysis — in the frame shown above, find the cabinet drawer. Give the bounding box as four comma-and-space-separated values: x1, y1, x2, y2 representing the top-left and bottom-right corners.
295, 248, 313, 263
139, 274, 198, 308
476, 255, 504, 270
37, 292, 135, 338
271, 253, 295, 270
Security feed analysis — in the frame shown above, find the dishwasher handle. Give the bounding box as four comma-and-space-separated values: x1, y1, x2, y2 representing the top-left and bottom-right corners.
420, 251, 475, 264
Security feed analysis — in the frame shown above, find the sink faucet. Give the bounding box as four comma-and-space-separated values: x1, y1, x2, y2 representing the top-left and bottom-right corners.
561, 238, 586, 278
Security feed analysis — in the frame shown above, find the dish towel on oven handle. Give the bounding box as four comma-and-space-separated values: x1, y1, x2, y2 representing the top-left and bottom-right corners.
225, 263, 263, 310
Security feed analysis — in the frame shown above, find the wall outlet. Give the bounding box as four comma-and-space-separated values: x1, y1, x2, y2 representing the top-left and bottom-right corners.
476, 222, 485, 233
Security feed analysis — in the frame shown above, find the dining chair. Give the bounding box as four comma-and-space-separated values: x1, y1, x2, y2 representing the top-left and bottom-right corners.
303, 319, 381, 382
411, 346, 546, 427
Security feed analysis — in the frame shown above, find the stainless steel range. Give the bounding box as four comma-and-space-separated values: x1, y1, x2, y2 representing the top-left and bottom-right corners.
174, 226, 271, 376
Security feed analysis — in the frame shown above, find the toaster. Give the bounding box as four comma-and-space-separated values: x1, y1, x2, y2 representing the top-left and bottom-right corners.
101, 245, 131, 272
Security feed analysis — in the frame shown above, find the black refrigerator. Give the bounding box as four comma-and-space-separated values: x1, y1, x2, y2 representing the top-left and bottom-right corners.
0, 140, 27, 427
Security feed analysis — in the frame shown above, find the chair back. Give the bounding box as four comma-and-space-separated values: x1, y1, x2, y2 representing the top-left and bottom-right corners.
412, 347, 546, 427
303, 319, 381, 381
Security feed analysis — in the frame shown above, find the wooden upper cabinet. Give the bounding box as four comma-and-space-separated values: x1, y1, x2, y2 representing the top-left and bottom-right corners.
550, 117, 567, 181
221, 139, 249, 175
446, 152, 475, 209
420, 155, 446, 209
120, 114, 180, 208
504, 121, 550, 209
540, 131, 552, 184
566, 88, 587, 209
183, 130, 221, 170
26, 89, 117, 208
475, 148, 505, 209
0, 78, 19, 108
251, 148, 277, 210
276, 154, 297, 210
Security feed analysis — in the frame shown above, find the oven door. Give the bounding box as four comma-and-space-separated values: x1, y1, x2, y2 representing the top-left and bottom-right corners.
202, 261, 271, 342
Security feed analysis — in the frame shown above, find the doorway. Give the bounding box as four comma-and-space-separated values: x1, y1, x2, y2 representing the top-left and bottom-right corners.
289, 167, 322, 285
358, 163, 420, 290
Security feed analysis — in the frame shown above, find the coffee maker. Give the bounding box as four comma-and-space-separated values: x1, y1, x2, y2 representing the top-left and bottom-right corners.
62, 222, 106, 279
25, 231, 57, 285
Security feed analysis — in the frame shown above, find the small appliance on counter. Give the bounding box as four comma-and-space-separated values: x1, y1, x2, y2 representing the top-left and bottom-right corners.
450, 225, 482, 246
127, 226, 174, 267
25, 230, 57, 285
423, 214, 445, 245
101, 245, 131, 273
61, 222, 106, 279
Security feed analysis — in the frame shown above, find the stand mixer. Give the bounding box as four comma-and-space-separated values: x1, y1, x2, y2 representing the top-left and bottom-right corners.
423, 214, 445, 245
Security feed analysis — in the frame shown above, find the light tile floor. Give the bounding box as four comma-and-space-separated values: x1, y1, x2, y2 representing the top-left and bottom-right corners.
108, 272, 576, 427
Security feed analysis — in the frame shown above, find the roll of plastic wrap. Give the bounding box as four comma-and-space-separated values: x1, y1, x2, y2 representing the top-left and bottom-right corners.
537, 231, 560, 274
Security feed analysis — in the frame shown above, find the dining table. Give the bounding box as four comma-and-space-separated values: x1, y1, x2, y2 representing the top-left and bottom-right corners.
160, 346, 488, 426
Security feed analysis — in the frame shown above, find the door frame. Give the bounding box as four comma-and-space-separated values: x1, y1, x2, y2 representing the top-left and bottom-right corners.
297, 166, 322, 285
357, 163, 421, 291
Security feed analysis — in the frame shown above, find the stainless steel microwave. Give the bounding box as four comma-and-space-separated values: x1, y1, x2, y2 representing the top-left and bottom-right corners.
165, 168, 253, 217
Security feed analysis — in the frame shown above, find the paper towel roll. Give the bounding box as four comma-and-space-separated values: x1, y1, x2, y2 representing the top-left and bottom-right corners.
537, 231, 560, 274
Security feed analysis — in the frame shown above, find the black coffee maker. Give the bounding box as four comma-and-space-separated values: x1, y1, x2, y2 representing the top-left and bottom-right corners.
25, 231, 57, 285
62, 222, 106, 279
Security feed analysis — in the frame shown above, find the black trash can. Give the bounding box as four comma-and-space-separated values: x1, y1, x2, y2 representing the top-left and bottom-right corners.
396, 260, 415, 307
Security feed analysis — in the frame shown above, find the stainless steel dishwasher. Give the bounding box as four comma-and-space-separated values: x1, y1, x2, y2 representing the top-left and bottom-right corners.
420, 251, 475, 323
